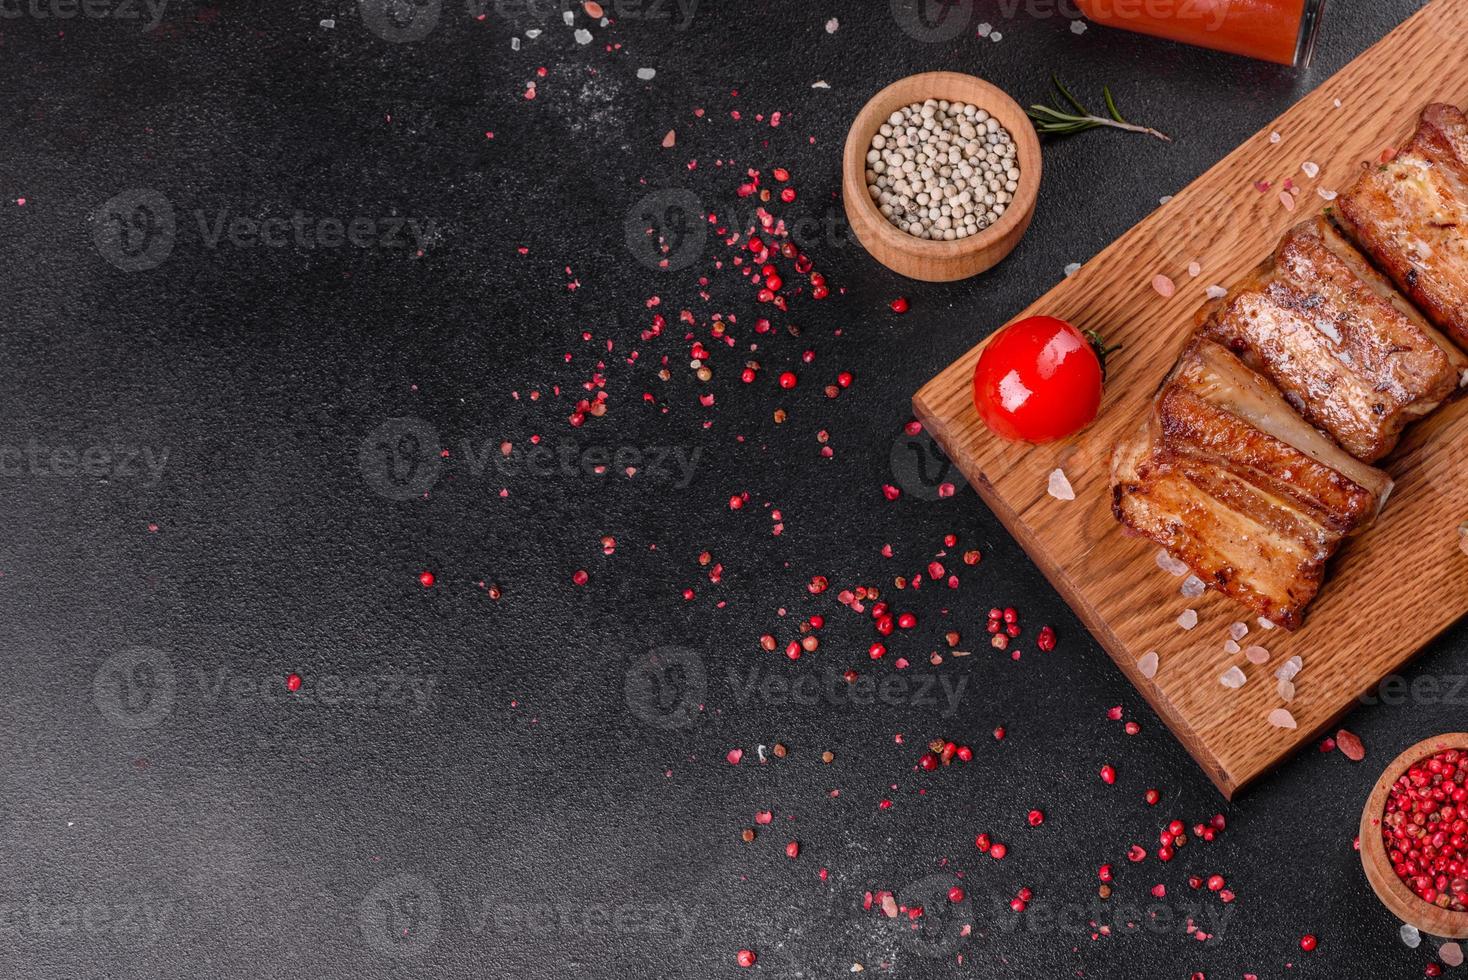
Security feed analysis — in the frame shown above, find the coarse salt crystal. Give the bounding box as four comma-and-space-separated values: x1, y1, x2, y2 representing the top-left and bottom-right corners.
1180, 575, 1205, 598
1333, 98, 1343, 108
1206, 284, 1228, 300
1177, 609, 1198, 630
1229, 622, 1249, 641
1047, 468, 1075, 501
1220, 666, 1247, 689
990, 30, 1003, 41
319, 17, 335, 27
1155, 550, 1188, 576
1267, 708, 1297, 729
826, 17, 839, 32
1064, 262, 1081, 277
1277, 678, 1295, 701
1257, 617, 1276, 630
574, 27, 593, 44
1244, 645, 1270, 665
1301, 161, 1320, 179
977, 21, 992, 35
662, 130, 676, 148
637, 68, 656, 80
1441, 943, 1464, 967
526, 28, 542, 38
1152, 274, 1176, 298
1317, 187, 1337, 201
1279, 190, 1296, 211
1159, 195, 1173, 205
1400, 924, 1421, 949
812, 80, 830, 89
563, 10, 575, 25
1269, 131, 1282, 144
1223, 640, 1241, 655
1276, 655, 1303, 681
511, 36, 520, 50
1187, 261, 1201, 278
1071, 19, 1087, 33
1138, 650, 1159, 679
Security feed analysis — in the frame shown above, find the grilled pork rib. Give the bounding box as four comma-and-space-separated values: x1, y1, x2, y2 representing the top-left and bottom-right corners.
1111, 340, 1392, 630
1199, 215, 1466, 462
1335, 103, 1468, 350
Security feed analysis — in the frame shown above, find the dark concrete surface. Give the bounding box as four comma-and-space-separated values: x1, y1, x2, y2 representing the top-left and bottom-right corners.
0, 1, 1459, 977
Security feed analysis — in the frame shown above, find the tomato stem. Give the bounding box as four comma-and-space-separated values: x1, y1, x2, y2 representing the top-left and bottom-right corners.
1085, 329, 1122, 381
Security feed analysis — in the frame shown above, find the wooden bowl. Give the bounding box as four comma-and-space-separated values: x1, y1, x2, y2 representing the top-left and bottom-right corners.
1360, 733, 1468, 938
842, 71, 1041, 283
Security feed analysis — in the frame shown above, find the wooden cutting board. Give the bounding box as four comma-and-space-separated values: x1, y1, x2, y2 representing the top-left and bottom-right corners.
912, 0, 1468, 798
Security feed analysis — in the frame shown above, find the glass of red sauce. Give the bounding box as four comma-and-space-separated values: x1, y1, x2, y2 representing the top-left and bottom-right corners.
1072, 0, 1328, 67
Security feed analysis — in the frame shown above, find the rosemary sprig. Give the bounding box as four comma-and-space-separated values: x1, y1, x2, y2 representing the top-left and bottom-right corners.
1027, 75, 1171, 143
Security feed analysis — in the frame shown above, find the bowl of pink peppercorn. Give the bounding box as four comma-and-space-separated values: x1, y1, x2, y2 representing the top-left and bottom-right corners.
1361, 733, 1468, 940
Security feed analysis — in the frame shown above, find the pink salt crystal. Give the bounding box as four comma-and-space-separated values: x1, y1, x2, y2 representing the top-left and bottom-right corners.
1205, 284, 1228, 300
1301, 161, 1320, 178
1267, 708, 1297, 729
1279, 190, 1296, 211
726, 748, 743, 765
1187, 261, 1201, 278
1138, 650, 1159, 679
1244, 645, 1271, 665
1047, 468, 1075, 501
1177, 609, 1198, 631
1152, 274, 1176, 298
1229, 622, 1249, 641
662, 130, 676, 148
881, 894, 898, 918
1219, 666, 1247, 689
1440, 943, 1463, 967
1223, 640, 1241, 655
1277, 678, 1295, 702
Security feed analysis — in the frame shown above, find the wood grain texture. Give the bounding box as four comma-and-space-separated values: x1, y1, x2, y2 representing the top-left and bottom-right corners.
911, 0, 1468, 799
842, 72, 1041, 282
1359, 734, 1468, 938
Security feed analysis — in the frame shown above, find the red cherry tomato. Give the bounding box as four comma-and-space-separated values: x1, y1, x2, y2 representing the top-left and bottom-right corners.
972, 316, 1107, 442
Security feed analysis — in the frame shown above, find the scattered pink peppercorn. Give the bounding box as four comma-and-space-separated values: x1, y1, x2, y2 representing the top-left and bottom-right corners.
918, 752, 938, 771
947, 886, 964, 903
897, 612, 917, 629
785, 841, 799, 859
990, 843, 1008, 860
418, 571, 435, 588
736, 949, 756, 968
285, 673, 302, 692
1207, 874, 1225, 891
1036, 626, 1056, 651
869, 642, 886, 660
1144, 788, 1160, 805
1027, 809, 1045, 827
955, 745, 973, 762
572, 570, 589, 586
1100, 765, 1117, 785
890, 296, 909, 313
1299, 934, 1317, 952
975, 833, 991, 852
778, 371, 797, 389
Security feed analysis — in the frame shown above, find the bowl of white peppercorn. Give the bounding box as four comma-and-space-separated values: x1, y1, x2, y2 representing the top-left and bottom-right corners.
843, 71, 1041, 282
